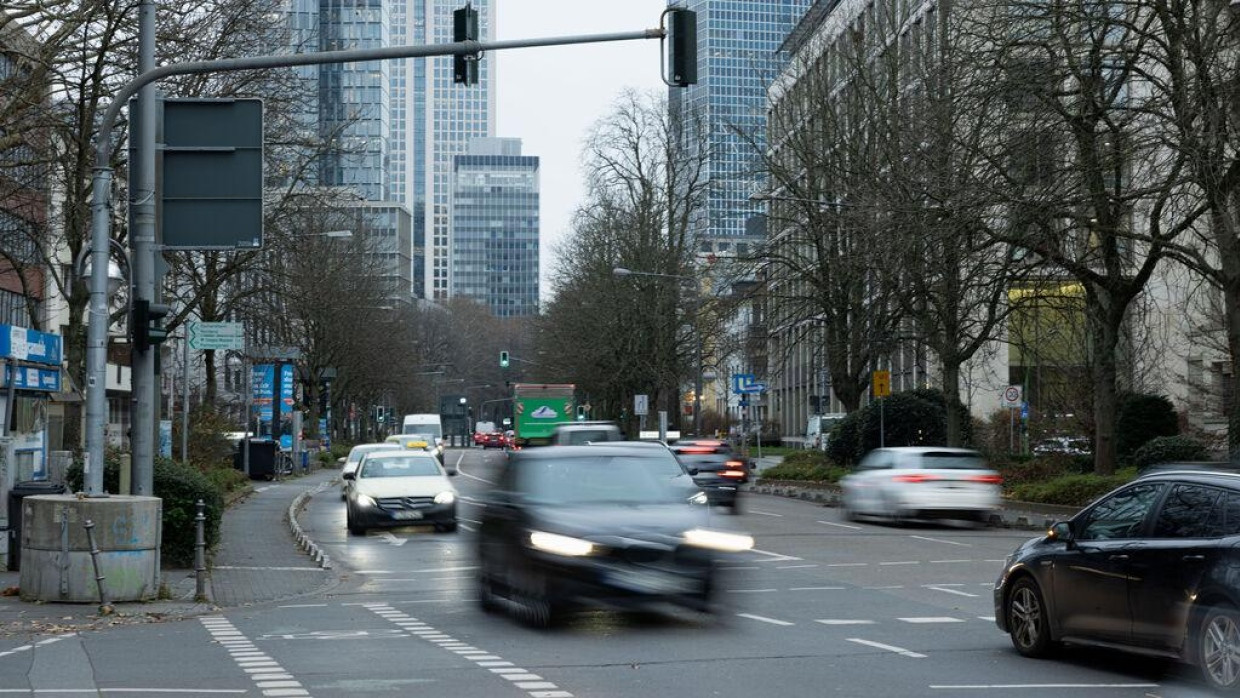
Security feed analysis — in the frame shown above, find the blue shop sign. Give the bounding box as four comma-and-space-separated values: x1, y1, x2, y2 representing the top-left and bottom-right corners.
0, 324, 62, 365
2, 365, 62, 392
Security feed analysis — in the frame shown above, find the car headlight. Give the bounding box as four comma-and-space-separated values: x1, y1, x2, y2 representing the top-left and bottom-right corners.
434, 491, 456, 505
689, 491, 709, 505
529, 531, 595, 556
683, 528, 754, 552
355, 494, 377, 508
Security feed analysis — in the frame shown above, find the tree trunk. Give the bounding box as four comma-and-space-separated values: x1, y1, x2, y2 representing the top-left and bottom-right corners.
941, 358, 965, 447
1215, 204, 1240, 457
1087, 290, 1122, 476
62, 303, 88, 454
204, 350, 217, 407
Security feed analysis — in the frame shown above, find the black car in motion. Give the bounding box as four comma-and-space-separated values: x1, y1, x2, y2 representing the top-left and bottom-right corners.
475, 445, 753, 627
995, 468, 1240, 691
671, 440, 751, 513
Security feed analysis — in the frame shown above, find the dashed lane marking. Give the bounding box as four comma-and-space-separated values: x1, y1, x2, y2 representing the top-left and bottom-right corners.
910, 535, 971, 547
815, 619, 875, 625
847, 638, 926, 658
750, 548, 803, 562
736, 613, 795, 626
777, 564, 818, 569
930, 684, 1159, 690
748, 510, 783, 517
878, 561, 919, 566
898, 617, 966, 624
924, 585, 979, 598
0, 635, 72, 660
789, 586, 845, 591
201, 616, 310, 697
816, 520, 862, 530
365, 603, 574, 698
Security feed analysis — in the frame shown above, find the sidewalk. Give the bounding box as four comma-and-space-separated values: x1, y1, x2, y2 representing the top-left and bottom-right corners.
0, 468, 339, 636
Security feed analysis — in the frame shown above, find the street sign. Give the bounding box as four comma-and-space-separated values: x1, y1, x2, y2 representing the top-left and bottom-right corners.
732, 374, 766, 394
872, 370, 891, 398
187, 321, 245, 351
1001, 385, 1023, 409
634, 394, 649, 416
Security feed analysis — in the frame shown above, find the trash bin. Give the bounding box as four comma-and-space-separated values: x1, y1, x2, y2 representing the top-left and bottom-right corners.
233, 439, 279, 480
8, 480, 67, 571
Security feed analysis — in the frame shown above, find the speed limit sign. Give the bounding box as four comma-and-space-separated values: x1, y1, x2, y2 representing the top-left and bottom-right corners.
1000, 385, 1023, 409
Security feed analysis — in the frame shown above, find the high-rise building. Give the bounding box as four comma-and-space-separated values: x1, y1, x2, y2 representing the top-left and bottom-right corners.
671, 0, 811, 253
389, 0, 495, 300
451, 138, 540, 317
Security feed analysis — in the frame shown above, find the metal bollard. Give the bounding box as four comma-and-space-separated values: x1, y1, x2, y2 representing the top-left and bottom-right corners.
82, 519, 113, 614
194, 499, 208, 602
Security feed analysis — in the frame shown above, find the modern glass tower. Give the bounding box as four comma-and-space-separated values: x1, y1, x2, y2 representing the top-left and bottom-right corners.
671, 0, 811, 249
451, 138, 540, 317
389, 0, 496, 300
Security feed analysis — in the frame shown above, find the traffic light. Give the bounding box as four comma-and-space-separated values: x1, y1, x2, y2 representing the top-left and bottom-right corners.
131, 299, 172, 353
666, 8, 697, 87
453, 5, 479, 85
576, 405, 586, 421
499, 350, 509, 368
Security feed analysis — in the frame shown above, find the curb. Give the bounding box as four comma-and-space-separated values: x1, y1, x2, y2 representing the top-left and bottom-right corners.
746, 482, 1075, 531
287, 480, 334, 570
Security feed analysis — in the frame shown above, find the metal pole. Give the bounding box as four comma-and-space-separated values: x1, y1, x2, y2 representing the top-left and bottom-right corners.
194, 499, 207, 602
83, 519, 113, 614
2, 358, 14, 437
181, 336, 189, 463
242, 351, 251, 477
128, 0, 157, 496
694, 321, 703, 437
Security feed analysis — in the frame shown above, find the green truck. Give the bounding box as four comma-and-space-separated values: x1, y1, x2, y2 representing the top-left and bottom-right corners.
512, 383, 576, 447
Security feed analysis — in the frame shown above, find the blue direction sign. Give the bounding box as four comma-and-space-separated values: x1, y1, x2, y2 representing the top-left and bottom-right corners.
0, 323, 62, 365
2, 365, 61, 392
732, 374, 767, 394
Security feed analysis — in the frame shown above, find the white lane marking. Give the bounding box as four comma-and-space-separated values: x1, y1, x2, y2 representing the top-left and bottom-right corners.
728, 589, 778, 593
910, 535, 971, 547
816, 520, 862, 530
366, 604, 575, 698
201, 617, 311, 697
929, 559, 972, 564
737, 613, 795, 626
826, 563, 867, 568
983, 559, 1006, 563
864, 585, 905, 589
212, 566, 322, 571
899, 617, 965, 623
353, 570, 393, 575
930, 684, 1159, 690
878, 561, 919, 566
255, 486, 277, 493
748, 510, 783, 517
277, 604, 328, 609
924, 585, 979, 598
455, 453, 495, 486
816, 619, 875, 625
0, 635, 73, 659
720, 566, 762, 571
777, 564, 818, 570
372, 565, 478, 574
978, 616, 996, 622
750, 548, 802, 562
0, 691, 249, 694
790, 587, 845, 591
848, 638, 926, 658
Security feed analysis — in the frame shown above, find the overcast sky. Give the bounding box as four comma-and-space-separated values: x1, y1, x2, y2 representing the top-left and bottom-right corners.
493, 1, 668, 299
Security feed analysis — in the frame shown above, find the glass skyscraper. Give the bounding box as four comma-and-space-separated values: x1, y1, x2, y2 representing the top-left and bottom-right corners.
672, 0, 811, 248
451, 138, 540, 317
389, 0, 495, 300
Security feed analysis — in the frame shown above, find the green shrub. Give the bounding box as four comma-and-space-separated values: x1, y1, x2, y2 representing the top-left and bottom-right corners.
826, 389, 974, 466
1116, 392, 1179, 459
826, 411, 862, 465
760, 455, 849, 484
204, 465, 251, 494
1131, 435, 1208, 470
68, 453, 224, 567
1007, 470, 1135, 507
997, 454, 1080, 486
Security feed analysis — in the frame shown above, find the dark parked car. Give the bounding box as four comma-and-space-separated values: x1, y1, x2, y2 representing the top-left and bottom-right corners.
995, 468, 1240, 691
588, 441, 708, 506
475, 445, 753, 627
672, 440, 751, 513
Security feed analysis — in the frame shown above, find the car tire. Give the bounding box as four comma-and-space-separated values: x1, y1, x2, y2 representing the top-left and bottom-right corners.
1006, 577, 1056, 658
1199, 604, 1240, 691
478, 572, 501, 614
346, 508, 366, 536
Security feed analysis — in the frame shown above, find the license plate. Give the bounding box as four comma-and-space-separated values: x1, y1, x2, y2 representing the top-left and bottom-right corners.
393, 510, 423, 520
607, 568, 695, 594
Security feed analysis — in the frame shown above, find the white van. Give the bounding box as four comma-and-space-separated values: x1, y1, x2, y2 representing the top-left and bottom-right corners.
402, 414, 443, 443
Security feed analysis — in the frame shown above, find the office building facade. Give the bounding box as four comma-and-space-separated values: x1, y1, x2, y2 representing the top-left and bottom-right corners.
451, 138, 539, 317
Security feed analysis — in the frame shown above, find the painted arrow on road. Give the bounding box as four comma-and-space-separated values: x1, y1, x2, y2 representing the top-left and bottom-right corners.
374, 532, 407, 547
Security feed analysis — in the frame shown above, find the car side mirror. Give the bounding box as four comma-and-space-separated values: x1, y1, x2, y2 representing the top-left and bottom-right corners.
336, 457, 346, 465
341, 471, 355, 481
1046, 521, 1073, 544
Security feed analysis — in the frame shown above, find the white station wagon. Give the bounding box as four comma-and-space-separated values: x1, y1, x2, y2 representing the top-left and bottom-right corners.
839, 446, 1001, 524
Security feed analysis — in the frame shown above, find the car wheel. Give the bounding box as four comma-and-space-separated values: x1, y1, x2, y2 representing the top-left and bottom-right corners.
346, 507, 366, 536
478, 572, 501, 614
1006, 577, 1056, 657
1199, 605, 1240, 691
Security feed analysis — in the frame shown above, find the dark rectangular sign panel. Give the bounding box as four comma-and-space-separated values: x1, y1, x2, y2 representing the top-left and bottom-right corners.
159, 98, 264, 250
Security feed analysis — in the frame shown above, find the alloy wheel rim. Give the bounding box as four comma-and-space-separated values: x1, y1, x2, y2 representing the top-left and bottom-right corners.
1204, 614, 1240, 687
1010, 586, 1041, 649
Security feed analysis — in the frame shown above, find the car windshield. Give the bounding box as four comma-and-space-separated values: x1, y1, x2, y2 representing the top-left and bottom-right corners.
561, 429, 617, 445
348, 445, 401, 463
917, 452, 987, 470
517, 455, 684, 505
359, 456, 442, 478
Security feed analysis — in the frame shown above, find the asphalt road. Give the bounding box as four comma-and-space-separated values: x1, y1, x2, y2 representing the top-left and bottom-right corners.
0, 447, 1220, 697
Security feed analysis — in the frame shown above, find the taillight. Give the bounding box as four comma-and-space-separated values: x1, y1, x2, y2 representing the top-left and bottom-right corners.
892, 474, 938, 483
969, 474, 1003, 485
725, 460, 745, 468
721, 470, 746, 479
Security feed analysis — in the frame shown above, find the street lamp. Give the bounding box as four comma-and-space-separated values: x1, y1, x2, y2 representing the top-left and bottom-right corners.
613, 266, 704, 437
